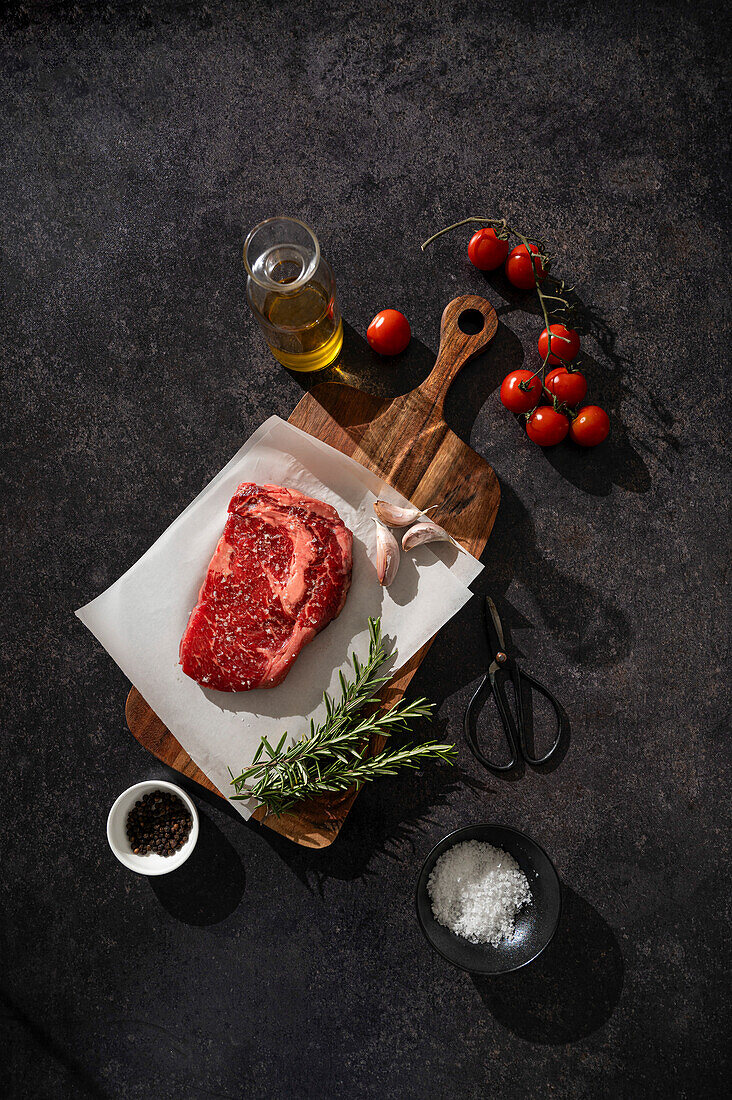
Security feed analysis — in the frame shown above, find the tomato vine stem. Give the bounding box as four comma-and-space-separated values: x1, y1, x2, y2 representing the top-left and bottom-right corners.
421, 217, 576, 413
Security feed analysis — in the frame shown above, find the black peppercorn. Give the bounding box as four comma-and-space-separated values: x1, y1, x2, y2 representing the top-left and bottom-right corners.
125, 790, 192, 857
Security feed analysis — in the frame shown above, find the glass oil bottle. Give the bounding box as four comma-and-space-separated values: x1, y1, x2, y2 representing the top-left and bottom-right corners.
244, 217, 343, 372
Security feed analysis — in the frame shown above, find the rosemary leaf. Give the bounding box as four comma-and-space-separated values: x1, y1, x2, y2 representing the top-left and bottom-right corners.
229, 616, 455, 814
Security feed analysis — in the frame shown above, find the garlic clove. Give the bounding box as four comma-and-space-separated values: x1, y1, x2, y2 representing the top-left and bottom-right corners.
402, 519, 465, 554
375, 520, 400, 586
373, 500, 419, 527
373, 500, 437, 527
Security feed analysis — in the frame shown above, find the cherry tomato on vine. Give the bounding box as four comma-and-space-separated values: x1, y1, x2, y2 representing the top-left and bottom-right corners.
505, 243, 546, 290
500, 370, 542, 414
538, 324, 580, 365
468, 228, 510, 271
569, 405, 610, 447
367, 309, 411, 355
545, 366, 587, 407
526, 407, 570, 446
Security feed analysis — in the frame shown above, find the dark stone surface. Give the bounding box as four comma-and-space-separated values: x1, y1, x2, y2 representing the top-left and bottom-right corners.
1, 1, 729, 1097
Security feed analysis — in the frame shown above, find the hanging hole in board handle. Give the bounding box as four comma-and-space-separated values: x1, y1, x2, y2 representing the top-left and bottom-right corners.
417, 295, 498, 408
457, 308, 486, 335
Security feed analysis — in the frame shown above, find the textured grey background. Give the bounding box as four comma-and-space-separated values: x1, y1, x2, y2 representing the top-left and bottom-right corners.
1, 1, 730, 1097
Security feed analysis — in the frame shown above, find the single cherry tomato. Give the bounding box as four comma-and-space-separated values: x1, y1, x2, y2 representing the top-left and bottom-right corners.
538, 324, 580, 365
526, 407, 570, 446
569, 405, 610, 447
468, 228, 510, 271
500, 370, 542, 414
545, 366, 587, 407
367, 309, 411, 355
505, 243, 546, 290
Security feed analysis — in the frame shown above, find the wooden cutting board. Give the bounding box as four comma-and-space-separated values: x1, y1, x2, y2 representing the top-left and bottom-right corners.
126, 294, 500, 847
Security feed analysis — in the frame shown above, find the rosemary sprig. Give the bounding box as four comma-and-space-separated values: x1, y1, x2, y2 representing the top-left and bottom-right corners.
228, 617, 456, 816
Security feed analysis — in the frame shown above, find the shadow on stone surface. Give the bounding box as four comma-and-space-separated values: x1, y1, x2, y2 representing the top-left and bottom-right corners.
479, 481, 634, 668
150, 808, 245, 924
252, 754, 494, 889
542, 350, 652, 497
472, 884, 624, 1044
407, 481, 633, 723
443, 318, 524, 439
482, 268, 661, 496
1, 988, 109, 1099
167, 770, 242, 820
287, 318, 435, 400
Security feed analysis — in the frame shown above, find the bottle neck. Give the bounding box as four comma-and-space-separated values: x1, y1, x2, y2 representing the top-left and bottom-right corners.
243, 217, 321, 294
247, 243, 319, 294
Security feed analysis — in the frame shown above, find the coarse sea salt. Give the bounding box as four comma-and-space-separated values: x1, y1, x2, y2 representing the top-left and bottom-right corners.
427, 840, 532, 946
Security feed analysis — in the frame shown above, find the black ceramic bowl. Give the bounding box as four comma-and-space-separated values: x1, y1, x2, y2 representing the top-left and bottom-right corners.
415, 823, 561, 975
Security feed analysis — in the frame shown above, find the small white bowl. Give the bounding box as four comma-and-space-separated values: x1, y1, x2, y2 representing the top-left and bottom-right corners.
107, 780, 199, 875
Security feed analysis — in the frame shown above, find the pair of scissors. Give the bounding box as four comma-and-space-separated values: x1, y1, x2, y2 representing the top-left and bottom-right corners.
464, 597, 564, 772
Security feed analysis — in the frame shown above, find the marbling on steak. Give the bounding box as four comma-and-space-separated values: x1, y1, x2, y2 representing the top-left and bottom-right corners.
179, 483, 353, 691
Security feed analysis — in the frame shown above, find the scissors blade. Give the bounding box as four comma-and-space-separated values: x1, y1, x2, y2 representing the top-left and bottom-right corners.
485, 597, 506, 652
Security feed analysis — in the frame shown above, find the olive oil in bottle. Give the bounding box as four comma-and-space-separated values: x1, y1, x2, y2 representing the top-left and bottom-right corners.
244, 218, 343, 372
262, 279, 343, 372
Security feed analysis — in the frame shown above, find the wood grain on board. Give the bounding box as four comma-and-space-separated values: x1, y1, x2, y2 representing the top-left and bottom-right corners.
126, 295, 501, 847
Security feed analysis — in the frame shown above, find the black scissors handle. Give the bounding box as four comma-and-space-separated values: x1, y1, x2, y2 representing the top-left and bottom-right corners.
514, 666, 564, 766
464, 664, 565, 773
463, 667, 521, 773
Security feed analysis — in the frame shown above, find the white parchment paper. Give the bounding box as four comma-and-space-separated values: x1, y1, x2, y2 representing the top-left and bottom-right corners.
76, 416, 483, 818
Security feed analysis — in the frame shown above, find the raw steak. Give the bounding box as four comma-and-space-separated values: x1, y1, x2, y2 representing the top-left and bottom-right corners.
179, 483, 353, 691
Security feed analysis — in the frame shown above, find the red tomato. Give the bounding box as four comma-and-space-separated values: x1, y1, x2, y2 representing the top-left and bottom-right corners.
500, 370, 542, 414
526, 407, 570, 446
367, 309, 411, 355
569, 405, 610, 447
538, 324, 580, 365
505, 243, 546, 290
545, 366, 587, 407
468, 228, 510, 271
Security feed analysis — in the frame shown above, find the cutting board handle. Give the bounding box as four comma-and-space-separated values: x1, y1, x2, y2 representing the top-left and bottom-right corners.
416, 294, 498, 411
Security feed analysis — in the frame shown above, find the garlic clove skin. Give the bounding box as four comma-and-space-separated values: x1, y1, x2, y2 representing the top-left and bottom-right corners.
375, 520, 400, 586
373, 500, 437, 527
373, 500, 420, 527
402, 519, 464, 553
